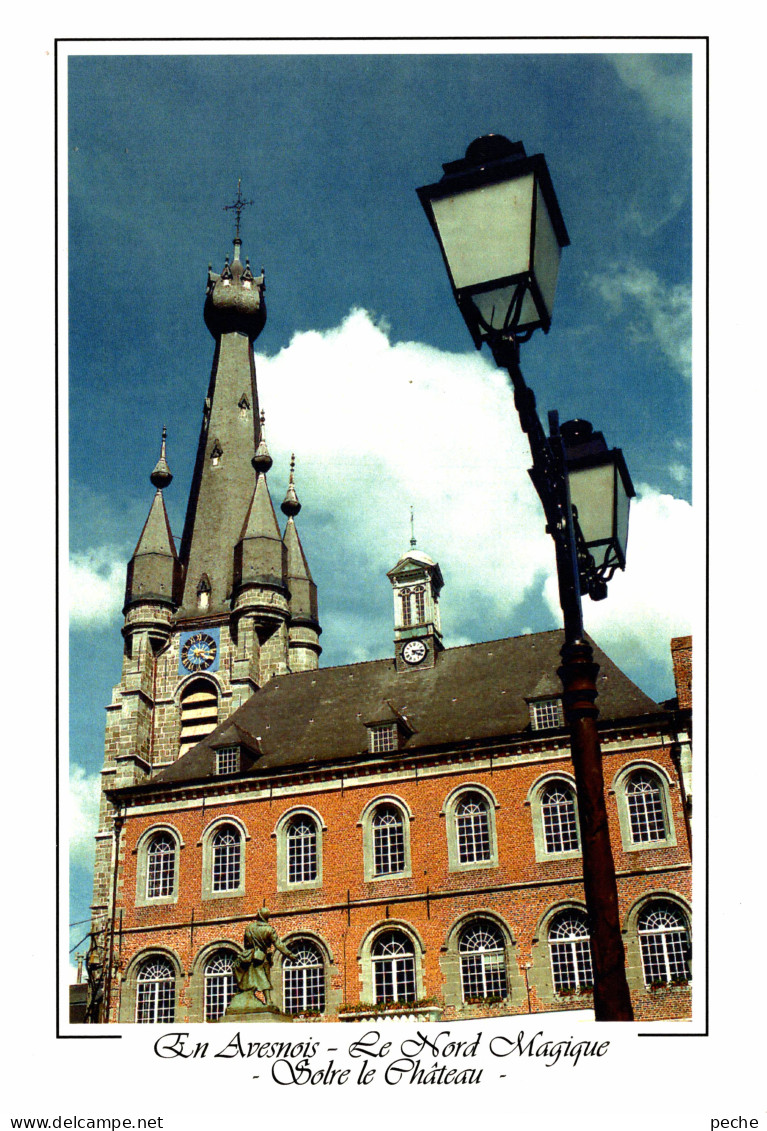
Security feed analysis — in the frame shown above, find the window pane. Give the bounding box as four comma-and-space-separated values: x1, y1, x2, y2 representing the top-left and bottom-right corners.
204, 952, 237, 1021
459, 921, 507, 1001
287, 817, 318, 883
212, 826, 241, 891
456, 794, 491, 863
283, 941, 325, 1014
549, 912, 594, 992
372, 931, 416, 1003
541, 785, 579, 853
627, 772, 667, 843
136, 959, 175, 1023
639, 903, 690, 984
146, 833, 175, 898
373, 806, 405, 875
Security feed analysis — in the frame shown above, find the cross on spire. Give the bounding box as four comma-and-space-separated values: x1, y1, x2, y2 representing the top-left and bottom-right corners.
223, 178, 254, 239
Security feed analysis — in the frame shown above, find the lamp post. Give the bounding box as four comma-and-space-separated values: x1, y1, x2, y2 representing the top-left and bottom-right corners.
417, 135, 636, 1021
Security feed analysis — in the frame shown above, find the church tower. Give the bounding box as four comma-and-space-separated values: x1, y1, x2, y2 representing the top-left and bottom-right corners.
91, 191, 322, 921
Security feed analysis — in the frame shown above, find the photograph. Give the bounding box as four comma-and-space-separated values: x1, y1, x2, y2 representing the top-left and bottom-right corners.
10, 26, 763, 1131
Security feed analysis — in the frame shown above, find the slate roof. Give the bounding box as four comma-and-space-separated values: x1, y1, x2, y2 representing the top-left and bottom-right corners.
148, 630, 663, 789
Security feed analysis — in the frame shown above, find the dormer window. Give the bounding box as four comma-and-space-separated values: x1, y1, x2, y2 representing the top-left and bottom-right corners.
368, 724, 397, 755
216, 746, 240, 775
210, 440, 223, 467
531, 698, 565, 731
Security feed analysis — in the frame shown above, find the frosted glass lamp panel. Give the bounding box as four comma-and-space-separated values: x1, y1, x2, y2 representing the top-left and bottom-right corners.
568, 462, 616, 571
615, 473, 631, 564
431, 174, 535, 290
471, 284, 538, 333
532, 183, 563, 321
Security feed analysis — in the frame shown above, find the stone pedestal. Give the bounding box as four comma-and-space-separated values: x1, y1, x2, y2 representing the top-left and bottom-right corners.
219, 991, 294, 1023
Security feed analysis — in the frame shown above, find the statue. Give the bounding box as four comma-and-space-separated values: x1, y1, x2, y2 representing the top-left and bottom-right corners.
224, 908, 296, 1019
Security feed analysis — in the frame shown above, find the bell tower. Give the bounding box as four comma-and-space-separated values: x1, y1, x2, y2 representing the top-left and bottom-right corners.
91, 189, 322, 924
387, 520, 444, 673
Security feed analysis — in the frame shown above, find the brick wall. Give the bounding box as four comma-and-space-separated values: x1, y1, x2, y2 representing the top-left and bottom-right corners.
104, 734, 692, 1024
670, 636, 692, 710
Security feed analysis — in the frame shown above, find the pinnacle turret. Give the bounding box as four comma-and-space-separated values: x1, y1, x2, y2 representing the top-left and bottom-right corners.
281, 454, 301, 517
124, 431, 181, 617
252, 411, 274, 474
150, 427, 173, 489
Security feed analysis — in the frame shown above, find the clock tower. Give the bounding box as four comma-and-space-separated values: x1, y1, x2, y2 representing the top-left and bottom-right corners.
91, 197, 322, 920
388, 539, 444, 673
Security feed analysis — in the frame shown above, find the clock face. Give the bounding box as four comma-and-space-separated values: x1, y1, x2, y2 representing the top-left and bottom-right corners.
180, 631, 218, 672
402, 639, 428, 665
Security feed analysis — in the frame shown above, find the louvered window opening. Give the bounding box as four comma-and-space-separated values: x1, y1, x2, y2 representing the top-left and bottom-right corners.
179, 681, 218, 757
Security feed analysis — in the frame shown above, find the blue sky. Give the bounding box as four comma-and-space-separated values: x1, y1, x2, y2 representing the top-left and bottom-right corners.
67, 48, 695, 956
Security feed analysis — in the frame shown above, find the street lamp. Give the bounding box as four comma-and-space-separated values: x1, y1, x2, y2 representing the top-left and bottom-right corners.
418, 135, 636, 1021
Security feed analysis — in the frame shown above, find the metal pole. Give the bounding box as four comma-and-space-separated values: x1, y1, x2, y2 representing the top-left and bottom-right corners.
493, 337, 634, 1021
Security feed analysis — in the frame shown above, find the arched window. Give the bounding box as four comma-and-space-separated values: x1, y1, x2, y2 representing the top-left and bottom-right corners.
372, 805, 406, 876
212, 824, 242, 892
459, 919, 508, 1001
548, 910, 594, 993
179, 678, 218, 757
626, 770, 667, 843
287, 816, 318, 884
204, 950, 238, 1021
541, 782, 580, 854
399, 585, 426, 627
146, 832, 176, 899
135, 957, 175, 1023
372, 930, 416, 1004
283, 940, 326, 1015
638, 902, 691, 985
455, 792, 491, 864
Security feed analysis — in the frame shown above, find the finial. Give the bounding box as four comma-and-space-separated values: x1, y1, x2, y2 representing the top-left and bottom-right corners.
252, 409, 273, 473
410, 505, 417, 548
223, 177, 254, 242
150, 426, 173, 490
281, 453, 301, 517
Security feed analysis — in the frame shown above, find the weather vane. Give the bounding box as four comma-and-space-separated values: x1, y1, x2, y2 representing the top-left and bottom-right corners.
223, 178, 254, 239
410, 505, 417, 548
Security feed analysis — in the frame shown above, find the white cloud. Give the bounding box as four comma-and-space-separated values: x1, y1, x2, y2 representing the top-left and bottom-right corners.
588, 264, 692, 382
258, 310, 552, 639
69, 547, 125, 627
543, 485, 695, 690
253, 311, 692, 697
608, 54, 692, 125
69, 765, 101, 871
